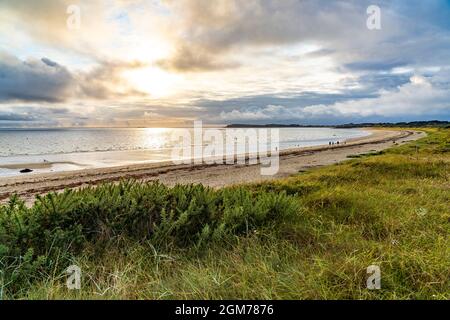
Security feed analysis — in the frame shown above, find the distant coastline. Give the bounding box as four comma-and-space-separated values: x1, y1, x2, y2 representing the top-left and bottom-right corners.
226, 120, 450, 128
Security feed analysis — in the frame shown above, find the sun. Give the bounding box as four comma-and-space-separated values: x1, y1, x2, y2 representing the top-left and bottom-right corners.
123, 66, 181, 98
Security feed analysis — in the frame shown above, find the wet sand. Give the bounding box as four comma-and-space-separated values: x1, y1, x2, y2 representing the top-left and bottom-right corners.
0, 129, 425, 205
0, 161, 81, 170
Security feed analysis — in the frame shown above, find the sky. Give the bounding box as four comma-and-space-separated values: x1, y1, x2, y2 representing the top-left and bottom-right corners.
0, 0, 449, 127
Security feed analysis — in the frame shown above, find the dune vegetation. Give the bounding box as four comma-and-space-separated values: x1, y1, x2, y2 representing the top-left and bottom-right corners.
0, 128, 449, 300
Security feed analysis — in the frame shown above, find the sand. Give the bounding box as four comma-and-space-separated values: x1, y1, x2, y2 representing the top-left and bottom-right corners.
0, 161, 81, 170
0, 129, 425, 205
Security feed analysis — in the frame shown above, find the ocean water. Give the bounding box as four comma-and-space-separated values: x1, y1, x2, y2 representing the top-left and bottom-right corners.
0, 127, 370, 177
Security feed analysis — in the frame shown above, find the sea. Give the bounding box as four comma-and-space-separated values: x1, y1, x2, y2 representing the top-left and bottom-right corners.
0, 127, 370, 177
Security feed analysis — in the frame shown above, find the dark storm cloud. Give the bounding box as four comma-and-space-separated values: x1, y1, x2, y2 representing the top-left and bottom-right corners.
0, 53, 75, 102
0, 52, 147, 103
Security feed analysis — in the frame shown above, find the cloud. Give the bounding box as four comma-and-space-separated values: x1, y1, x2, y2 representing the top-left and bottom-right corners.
157, 44, 239, 72
0, 52, 148, 103
0, 52, 75, 102
219, 74, 450, 123
157, 0, 450, 75
1, 1, 450, 126
314, 75, 449, 118
76, 60, 148, 99
157, 0, 385, 72
0, 0, 122, 58
0, 112, 36, 122
0, 104, 86, 127
0, 0, 73, 43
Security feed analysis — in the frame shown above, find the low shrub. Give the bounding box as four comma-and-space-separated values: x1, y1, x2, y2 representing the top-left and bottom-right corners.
0, 181, 298, 295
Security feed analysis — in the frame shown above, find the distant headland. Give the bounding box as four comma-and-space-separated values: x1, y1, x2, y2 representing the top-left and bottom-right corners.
226, 120, 450, 129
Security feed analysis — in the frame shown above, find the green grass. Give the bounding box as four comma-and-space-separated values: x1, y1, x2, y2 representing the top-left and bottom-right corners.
1, 128, 449, 299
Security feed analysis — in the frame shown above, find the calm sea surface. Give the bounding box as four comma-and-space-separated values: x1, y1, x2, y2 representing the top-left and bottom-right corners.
0, 127, 370, 176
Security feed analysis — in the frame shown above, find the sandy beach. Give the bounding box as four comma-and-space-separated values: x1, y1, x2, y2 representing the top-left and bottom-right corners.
0, 129, 425, 205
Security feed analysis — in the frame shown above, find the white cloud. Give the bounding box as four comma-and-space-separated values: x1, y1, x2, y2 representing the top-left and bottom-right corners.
220, 74, 450, 121
320, 75, 449, 117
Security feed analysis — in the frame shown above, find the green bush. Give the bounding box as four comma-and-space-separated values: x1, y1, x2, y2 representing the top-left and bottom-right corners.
0, 181, 298, 295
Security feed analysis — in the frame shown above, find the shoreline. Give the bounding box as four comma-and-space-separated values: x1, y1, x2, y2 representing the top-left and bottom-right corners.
0, 161, 82, 170
0, 127, 370, 176
0, 129, 425, 205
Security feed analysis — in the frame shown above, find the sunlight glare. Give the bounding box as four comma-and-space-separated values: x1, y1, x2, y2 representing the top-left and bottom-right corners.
124, 67, 181, 98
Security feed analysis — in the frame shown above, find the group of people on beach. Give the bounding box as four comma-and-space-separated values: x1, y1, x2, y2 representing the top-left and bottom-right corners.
329, 141, 345, 146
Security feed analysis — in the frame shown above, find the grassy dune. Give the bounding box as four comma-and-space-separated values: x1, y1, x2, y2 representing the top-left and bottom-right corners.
1, 128, 449, 299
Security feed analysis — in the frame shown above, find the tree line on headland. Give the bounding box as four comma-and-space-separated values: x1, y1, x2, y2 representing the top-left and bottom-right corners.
226, 120, 450, 128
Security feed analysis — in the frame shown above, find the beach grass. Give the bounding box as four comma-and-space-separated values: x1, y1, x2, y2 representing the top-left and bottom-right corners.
1, 128, 449, 299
